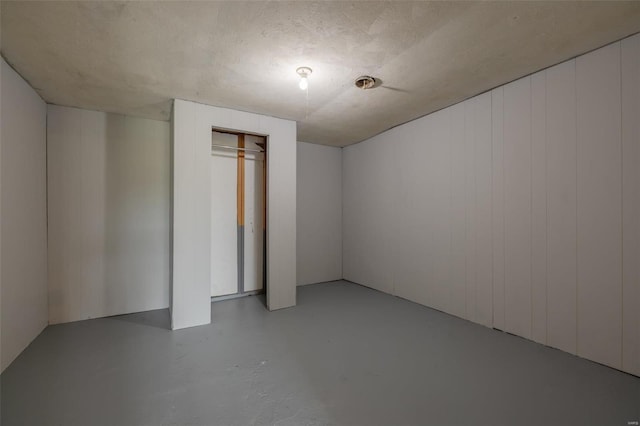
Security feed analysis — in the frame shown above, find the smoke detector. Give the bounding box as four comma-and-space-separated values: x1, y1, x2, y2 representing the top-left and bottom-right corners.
355, 76, 376, 90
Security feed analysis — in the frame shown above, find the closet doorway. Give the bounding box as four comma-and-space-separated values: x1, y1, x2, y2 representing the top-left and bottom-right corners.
210, 129, 266, 300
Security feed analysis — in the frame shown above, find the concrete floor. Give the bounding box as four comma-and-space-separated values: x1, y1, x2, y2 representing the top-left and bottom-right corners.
1, 281, 639, 426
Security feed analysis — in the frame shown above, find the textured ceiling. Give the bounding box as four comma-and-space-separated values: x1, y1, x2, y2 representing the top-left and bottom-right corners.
2, 1, 640, 147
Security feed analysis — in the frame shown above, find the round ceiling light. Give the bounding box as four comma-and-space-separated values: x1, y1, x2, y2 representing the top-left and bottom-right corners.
355, 75, 377, 90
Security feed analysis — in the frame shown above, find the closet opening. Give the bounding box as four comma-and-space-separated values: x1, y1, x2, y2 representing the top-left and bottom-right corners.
210, 128, 267, 304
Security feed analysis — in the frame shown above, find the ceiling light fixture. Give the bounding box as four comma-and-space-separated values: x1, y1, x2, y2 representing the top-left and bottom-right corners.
296, 67, 312, 90
355, 75, 377, 90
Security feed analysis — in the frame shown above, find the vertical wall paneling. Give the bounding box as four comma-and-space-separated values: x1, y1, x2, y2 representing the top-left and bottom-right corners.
341, 39, 639, 376
503, 77, 533, 339
394, 112, 452, 310
1, 55, 3, 373
449, 102, 467, 319
172, 100, 212, 329
399, 118, 425, 303
464, 100, 477, 322
1, 59, 48, 373
296, 142, 342, 286
431, 108, 453, 314
172, 100, 194, 327
394, 117, 431, 305
545, 60, 578, 354
342, 145, 373, 289
622, 34, 640, 376
244, 146, 265, 292
48, 108, 171, 325
341, 147, 356, 285
531, 71, 548, 345
474, 93, 493, 327
260, 113, 298, 311
576, 43, 623, 369
342, 138, 396, 295
48, 108, 177, 323
420, 115, 442, 309
491, 87, 506, 331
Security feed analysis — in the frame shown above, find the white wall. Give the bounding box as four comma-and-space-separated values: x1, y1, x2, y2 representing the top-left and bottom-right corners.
343, 35, 640, 377
47, 105, 171, 324
297, 142, 342, 285
172, 100, 296, 330
0, 58, 48, 372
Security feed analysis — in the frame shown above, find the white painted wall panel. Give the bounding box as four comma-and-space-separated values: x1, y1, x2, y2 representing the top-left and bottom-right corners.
343, 135, 397, 295
395, 116, 437, 307
449, 102, 467, 319
296, 142, 342, 286
464, 101, 477, 322
491, 87, 505, 331
260, 117, 297, 310
503, 77, 532, 340
244, 151, 264, 292
0, 59, 48, 373
396, 112, 453, 311
1, 51, 3, 372
531, 71, 548, 345
47, 106, 170, 324
474, 93, 493, 328
545, 60, 578, 355
172, 100, 209, 329
576, 43, 623, 369
48, 109, 107, 323
622, 33, 640, 376
428, 109, 453, 314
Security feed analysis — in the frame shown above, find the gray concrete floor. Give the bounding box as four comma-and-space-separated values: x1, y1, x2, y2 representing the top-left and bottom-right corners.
1, 280, 639, 426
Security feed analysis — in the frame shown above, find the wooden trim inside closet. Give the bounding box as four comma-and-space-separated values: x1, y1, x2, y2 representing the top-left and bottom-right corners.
237, 134, 245, 226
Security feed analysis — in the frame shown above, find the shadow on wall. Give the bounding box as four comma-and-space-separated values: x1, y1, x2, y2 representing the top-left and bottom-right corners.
103, 114, 171, 324
109, 308, 171, 331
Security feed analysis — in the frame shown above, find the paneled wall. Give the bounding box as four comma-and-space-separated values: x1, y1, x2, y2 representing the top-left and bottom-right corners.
622, 33, 640, 379
576, 43, 623, 370
1, 58, 48, 373
47, 106, 171, 324
297, 142, 342, 286
343, 35, 640, 376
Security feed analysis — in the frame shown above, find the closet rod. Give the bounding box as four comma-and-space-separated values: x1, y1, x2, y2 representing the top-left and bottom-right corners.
211, 144, 264, 153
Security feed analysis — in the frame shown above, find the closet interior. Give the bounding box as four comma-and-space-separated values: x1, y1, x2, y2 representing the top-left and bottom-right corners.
210, 129, 266, 299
